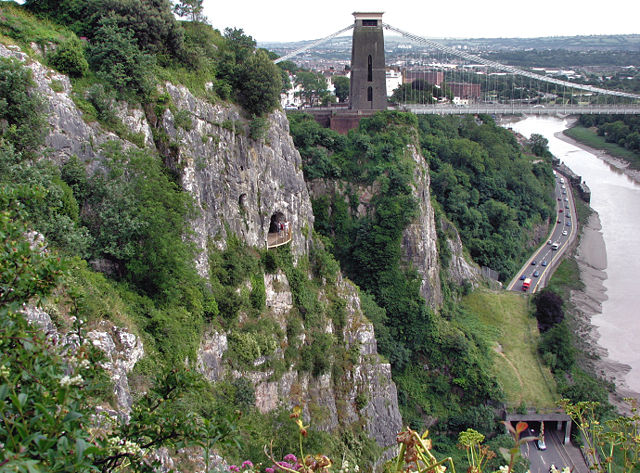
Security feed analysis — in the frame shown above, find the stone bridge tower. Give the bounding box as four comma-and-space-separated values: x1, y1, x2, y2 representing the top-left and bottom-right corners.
349, 12, 387, 110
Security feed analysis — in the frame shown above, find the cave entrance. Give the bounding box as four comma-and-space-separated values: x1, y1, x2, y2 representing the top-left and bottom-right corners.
266, 212, 292, 249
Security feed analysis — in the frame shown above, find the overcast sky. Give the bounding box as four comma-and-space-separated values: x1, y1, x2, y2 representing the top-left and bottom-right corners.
202, 0, 640, 43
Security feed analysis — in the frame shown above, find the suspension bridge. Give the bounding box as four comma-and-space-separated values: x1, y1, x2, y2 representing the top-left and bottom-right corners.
274, 13, 640, 117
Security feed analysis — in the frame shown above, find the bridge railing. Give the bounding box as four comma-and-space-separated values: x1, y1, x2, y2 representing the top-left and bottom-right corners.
396, 103, 640, 115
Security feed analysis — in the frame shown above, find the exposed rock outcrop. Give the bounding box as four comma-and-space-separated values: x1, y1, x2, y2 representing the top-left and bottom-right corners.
8, 43, 401, 451
440, 219, 482, 286
163, 84, 314, 275
402, 144, 441, 306
22, 306, 143, 413
88, 321, 144, 412
196, 274, 402, 448
0, 43, 150, 170
307, 144, 443, 307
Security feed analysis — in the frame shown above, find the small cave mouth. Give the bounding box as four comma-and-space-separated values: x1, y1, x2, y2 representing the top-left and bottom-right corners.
266, 211, 292, 249
268, 211, 286, 233
239, 193, 247, 210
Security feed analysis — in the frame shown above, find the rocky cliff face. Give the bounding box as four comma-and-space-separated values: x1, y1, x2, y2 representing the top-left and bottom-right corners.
23, 306, 144, 414
439, 218, 482, 287
197, 272, 402, 447
401, 145, 442, 306
5, 43, 402, 448
160, 84, 314, 275
0, 43, 313, 277
307, 144, 443, 307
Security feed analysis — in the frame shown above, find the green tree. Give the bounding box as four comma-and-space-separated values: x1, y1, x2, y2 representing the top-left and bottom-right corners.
538, 321, 575, 372
25, 0, 185, 58
295, 70, 330, 106
87, 18, 156, 98
332, 75, 350, 103
48, 38, 89, 78
82, 142, 197, 298
529, 133, 550, 157
236, 49, 282, 116
222, 27, 256, 64
533, 289, 564, 332
0, 58, 48, 155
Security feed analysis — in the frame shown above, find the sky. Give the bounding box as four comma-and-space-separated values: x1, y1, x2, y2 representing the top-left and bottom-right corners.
202, 0, 640, 43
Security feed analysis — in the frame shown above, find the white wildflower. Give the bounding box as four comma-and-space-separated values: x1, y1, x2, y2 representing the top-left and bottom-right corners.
59, 374, 83, 386
0, 364, 10, 378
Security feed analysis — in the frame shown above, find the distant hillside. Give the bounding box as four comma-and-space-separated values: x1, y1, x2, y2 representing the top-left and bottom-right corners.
262, 34, 640, 67
261, 33, 640, 52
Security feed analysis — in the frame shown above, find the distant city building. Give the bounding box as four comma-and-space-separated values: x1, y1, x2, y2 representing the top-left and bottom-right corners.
386, 69, 403, 96
403, 70, 444, 86
448, 82, 481, 99
280, 74, 303, 109
452, 97, 470, 105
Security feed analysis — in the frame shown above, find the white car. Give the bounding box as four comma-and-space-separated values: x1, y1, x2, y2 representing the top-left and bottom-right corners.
562, 230, 568, 236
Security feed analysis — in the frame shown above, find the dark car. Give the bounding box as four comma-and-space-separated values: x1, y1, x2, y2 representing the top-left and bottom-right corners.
533, 270, 540, 277
542, 261, 547, 266
566, 221, 571, 226
531, 260, 537, 265
520, 274, 526, 280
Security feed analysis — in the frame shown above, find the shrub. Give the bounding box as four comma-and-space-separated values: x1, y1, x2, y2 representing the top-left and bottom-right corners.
0, 57, 48, 155
236, 49, 282, 117
48, 38, 88, 77
173, 108, 194, 131
248, 115, 269, 141
87, 18, 156, 98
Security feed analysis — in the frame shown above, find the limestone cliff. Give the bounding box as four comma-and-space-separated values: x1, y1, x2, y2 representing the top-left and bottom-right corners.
3, 42, 402, 449
439, 218, 482, 287
401, 144, 442, 306
307, 144, 443, 307
197, 272, 402, 447
160, 84, 314, 275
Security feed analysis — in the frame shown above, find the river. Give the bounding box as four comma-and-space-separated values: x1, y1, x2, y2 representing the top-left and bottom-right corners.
507, 116, 640, 394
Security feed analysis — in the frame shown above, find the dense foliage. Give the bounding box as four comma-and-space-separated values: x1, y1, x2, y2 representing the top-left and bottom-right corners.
0, 57, 47, 155
389, 80, 452, 105
578, 114, 640, 155
289, 112, 503, 430
4, 1, 282, 116
419, 114, 555, 279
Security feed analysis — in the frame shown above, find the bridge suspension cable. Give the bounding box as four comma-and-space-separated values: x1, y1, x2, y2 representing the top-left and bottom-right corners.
274, 24, 354, 64
383, 23, 640, 100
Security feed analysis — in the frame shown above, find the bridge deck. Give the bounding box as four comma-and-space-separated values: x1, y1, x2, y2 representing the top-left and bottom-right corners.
397, 104, 640, 115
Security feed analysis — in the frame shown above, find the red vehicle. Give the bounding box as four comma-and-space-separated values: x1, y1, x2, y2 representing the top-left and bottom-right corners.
522, 278, 532, 291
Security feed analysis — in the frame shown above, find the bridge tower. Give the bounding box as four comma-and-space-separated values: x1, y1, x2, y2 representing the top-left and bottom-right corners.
349, 12, 387, 111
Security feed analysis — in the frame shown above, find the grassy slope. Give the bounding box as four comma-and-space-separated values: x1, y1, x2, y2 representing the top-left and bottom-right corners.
461, 289, 558, 409
564, 125, 640, 170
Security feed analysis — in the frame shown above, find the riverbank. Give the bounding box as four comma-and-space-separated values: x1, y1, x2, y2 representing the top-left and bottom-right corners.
569, 211, 640, 414
506, 115, 640, 413
557, 122, 640, 185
